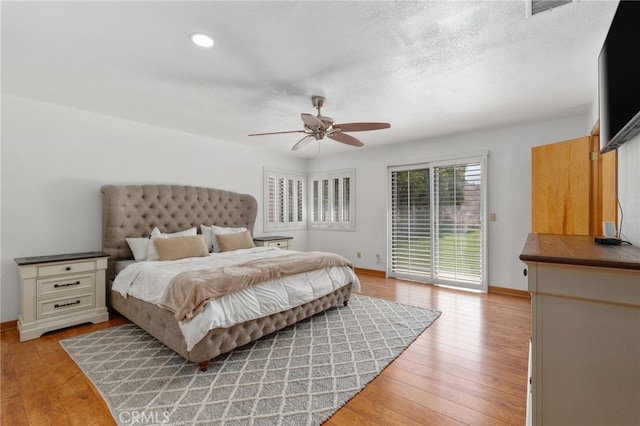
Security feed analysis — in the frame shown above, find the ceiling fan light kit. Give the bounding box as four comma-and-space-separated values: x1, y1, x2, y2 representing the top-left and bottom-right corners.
249, 96, 390, 151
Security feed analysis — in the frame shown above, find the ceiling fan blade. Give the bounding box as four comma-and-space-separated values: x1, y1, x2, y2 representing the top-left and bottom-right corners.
248, 129, 306, 136
328, 131, 364, 147
291, 135, 314, 151
334, 122, 391, 132
301, 113, 324, 130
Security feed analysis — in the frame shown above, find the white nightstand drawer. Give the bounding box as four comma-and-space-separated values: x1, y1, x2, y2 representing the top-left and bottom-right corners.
253, 236, 292, 250
37, 293, 95, 319
37, 273, 96, 298
266, 240, 289, 249
38, 261, 95, 277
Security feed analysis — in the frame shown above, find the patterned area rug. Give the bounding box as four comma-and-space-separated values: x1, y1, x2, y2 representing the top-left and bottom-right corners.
60, 294, 441, 425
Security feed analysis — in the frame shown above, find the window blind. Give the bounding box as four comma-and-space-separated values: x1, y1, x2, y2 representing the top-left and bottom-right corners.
433, 163, 482, 284
391, 168, 432, 277
389, 158, 485, 289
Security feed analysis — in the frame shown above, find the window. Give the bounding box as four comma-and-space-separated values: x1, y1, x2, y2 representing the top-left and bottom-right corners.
309, 169, 355, 230
388, 154, 487, 291
264, 168, 305, 231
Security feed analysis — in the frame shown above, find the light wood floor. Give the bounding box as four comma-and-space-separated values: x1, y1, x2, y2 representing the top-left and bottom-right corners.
1, 273, 531, 425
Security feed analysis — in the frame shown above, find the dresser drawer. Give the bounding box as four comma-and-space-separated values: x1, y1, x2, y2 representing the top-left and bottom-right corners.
37, 273, 95, 298
38, 261, 95, 277
37, 293, 95, 319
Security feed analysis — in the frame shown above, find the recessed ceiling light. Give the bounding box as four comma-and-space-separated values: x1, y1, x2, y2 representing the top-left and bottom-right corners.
190, 33, 214, 48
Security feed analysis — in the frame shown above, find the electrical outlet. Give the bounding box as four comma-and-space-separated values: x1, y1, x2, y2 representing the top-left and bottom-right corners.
357, 252, 361, 259
376, 254, 380, 263
490, 213, 497, 221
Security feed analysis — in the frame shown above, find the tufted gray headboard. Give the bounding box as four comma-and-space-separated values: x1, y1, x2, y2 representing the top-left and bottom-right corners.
101, 184, 258, 280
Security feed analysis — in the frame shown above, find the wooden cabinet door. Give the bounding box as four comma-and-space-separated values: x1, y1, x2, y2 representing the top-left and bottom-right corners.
531, 136, 592, 235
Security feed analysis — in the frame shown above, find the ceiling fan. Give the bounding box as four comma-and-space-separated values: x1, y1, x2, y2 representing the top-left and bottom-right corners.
248, 96, 391, 151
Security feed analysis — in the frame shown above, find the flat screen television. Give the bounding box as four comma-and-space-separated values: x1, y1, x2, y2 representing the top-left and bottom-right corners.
598, 1, 640, 153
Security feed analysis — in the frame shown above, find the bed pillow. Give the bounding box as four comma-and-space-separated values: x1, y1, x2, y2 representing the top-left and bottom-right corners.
210, 225, 247, 252
215, 230, 256, 252
146, 226, 198, 261
200, 225, 214, 252
125, 237, 151, 261
154, 235, 209, 261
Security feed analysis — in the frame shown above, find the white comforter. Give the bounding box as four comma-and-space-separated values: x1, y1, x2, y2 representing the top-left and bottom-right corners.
112, 247, 360, 351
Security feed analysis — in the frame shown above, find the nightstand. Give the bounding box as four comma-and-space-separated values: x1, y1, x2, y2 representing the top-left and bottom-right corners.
253, 236, 293, 250
15, 251, 110, 342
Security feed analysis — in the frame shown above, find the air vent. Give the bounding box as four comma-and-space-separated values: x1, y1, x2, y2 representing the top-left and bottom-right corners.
531, 0, 572, 15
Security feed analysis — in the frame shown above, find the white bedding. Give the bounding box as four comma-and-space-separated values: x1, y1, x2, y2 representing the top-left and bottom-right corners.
112, 247, 360, 351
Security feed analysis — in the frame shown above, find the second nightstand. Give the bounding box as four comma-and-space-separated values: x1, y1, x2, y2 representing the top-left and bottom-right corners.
253, 236, 293, 250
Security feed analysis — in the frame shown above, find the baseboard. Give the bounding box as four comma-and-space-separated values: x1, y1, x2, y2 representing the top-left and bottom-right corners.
353, 269, 529, 299
1, 320, 18, 332
488, 285, 531, 299
353, 267, 386, 278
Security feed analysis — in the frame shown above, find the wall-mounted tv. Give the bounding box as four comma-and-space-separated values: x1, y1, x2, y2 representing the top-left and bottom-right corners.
599, 1, 640, 153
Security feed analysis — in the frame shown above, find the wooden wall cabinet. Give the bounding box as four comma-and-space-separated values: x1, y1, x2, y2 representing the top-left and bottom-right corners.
531, 133, 617, 236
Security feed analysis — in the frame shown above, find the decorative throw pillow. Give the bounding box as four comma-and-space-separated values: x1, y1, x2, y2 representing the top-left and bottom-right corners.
209, 225, 247, 252
215, 230, 256, 252
146, 226, 198, 261
154, 235, 208, 261
125, 237, 151, 261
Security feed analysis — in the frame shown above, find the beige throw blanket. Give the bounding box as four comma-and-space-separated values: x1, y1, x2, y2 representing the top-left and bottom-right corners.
159, 251, 353, 321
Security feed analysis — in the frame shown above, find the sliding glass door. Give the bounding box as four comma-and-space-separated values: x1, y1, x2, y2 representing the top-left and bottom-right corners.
388, 155, 486, 291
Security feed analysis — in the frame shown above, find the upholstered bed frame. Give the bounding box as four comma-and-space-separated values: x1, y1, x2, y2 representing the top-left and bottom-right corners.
101, 184, 352, 371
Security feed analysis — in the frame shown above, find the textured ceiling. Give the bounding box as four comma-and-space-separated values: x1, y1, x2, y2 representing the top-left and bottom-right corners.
1, 1, 619, 158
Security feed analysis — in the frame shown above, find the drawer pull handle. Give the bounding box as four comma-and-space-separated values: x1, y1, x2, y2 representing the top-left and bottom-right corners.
54, 281, 81, 288
65, 266, 71, 271
54, 300, 81, 309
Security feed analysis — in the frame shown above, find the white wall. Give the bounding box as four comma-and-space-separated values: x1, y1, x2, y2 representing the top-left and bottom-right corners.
589, 89, 639, 244
617, 134, 640, 245
307, 116, 589, 292
3, 94, 636, 321
0, 95, 307, 322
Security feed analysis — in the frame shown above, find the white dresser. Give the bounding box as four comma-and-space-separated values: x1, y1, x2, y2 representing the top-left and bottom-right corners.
520, 234, 640, 426
15, 251, 110, 341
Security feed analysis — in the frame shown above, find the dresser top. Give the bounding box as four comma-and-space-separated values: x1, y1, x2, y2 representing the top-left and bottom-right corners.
520, 234, 640, 270
14, 251, 109, 266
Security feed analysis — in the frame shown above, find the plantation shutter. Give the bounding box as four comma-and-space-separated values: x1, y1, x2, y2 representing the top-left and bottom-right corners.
264, 169, 305, 230
267, 175, 277, 224
297, 180, 304, 222
342, 177, 350, 222
309, 170, 355, 230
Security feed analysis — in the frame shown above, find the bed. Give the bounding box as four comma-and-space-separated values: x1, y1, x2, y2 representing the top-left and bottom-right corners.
101, 184, 358, 371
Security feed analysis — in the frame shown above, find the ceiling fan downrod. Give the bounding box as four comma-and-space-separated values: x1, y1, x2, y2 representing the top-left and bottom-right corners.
311, 96, 334, 128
